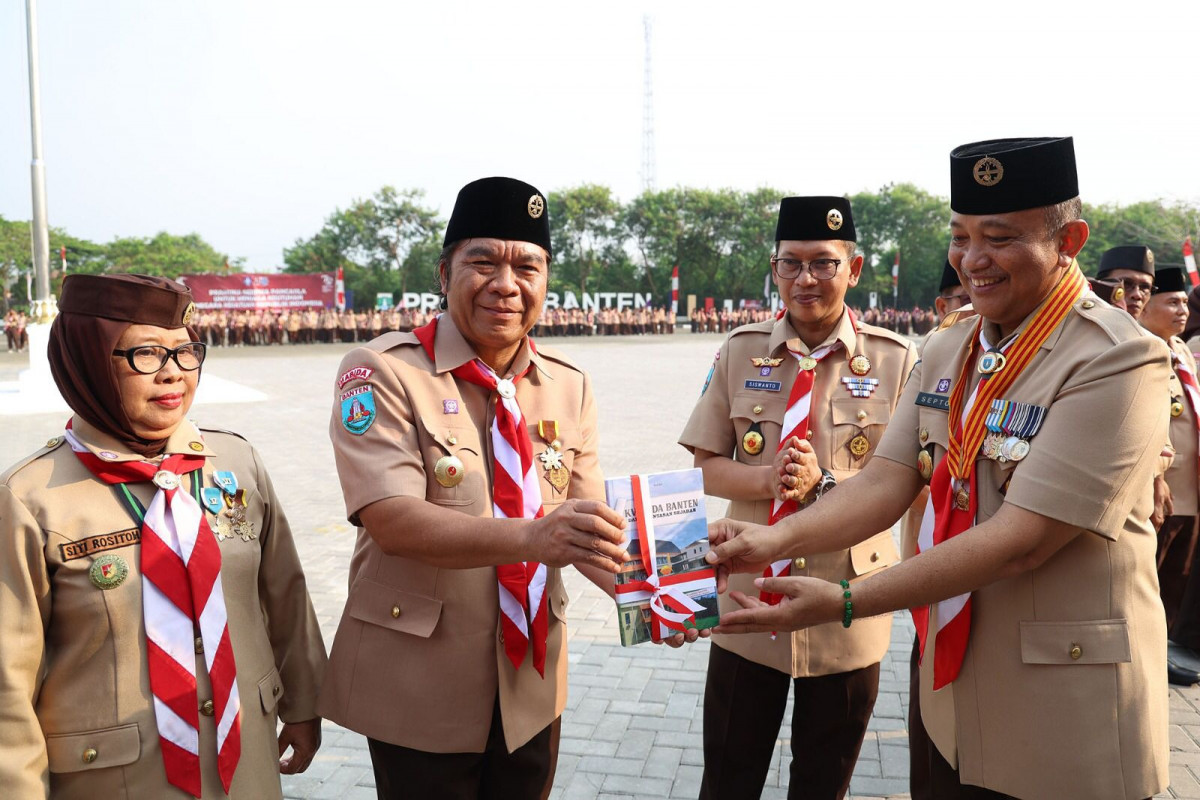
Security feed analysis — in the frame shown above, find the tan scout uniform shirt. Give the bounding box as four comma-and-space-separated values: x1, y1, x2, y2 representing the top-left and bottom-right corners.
874, 297, 1171, 800
1166, 336, 1199, 516
319, 314, 603, 753
679, 308, 915, 677
0, 417, 327, 800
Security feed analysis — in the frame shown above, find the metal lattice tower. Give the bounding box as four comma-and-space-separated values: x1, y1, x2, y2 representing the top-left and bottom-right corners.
641, 15, 656, 193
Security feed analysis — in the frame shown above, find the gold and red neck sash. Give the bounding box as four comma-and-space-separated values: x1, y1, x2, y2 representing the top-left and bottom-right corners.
945, 265, 1086, 480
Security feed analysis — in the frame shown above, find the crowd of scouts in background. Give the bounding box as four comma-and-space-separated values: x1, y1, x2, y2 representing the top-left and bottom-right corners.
3, 309, 29, 352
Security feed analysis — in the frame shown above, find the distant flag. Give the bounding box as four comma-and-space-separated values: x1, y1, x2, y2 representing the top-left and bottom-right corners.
763, 271, 771, 300
671, 265, 679, 314
1185, 237, 1199, 288
892, 252, 900, 302
223, 259, 231, 275
335, 266, 347, 311
60, 245, 67, 273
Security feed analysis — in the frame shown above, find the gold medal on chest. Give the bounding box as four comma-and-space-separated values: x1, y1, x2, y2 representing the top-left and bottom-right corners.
917, 450, 933, 481
742, 429, 765, 456
89, 554, 129, 590
537, 420, 569, 493
848, 434, 871, 457
978, 351, 1006, 375
1172, 398, 1184, 418
849, 354, 872, 376
954, 483, 971, 512
435, 455, 466, 488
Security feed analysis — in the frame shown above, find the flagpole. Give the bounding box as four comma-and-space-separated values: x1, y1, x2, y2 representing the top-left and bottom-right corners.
25, 0, 54, 323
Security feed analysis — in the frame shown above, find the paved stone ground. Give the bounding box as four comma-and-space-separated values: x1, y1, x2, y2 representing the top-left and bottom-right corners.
2, 334, 1197, 799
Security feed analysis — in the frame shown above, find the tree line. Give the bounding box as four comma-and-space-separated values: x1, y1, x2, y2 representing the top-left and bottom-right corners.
4, 186, 1198, 312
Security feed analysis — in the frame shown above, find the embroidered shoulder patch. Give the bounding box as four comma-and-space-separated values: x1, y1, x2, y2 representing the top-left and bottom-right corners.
338, 366, 374, 390
341, 385, 377, 434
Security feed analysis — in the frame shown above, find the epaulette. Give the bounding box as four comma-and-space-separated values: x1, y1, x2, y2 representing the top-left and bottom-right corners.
534, 343, 584, 374
856, 322, 915, 349
371, 331, 420, 353
0, 436, 65, 484
728, 318, 775, 339
198, 427, 248, 442
1072, 296, 1147, 345
936, 307, 976, 331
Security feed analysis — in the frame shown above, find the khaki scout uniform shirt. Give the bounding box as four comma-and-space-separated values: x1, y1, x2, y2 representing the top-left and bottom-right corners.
679, 307, 915, 677
875, 297, 1171, 800
0, 417, 327, 800
318, 314, 603, 753
1165, 336, 1199, 516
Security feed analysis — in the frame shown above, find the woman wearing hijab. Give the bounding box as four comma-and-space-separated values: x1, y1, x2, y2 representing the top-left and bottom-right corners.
0, 274, 327, 799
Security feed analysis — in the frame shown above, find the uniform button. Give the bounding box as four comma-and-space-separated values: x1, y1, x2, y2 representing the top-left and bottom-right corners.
194, 637, 204, 654
82, 748, 98, 764
448, 434, 458, 445
46, 436, 61, 448
1070, 644, 1082, 660
1081, 300, 1095, 310
200, 700, 215, 717
793, 557, 806, 570
856, 410, 867, 421
919, 428, 929, 444
272, 685, 281, 697
870, 552, 879, 563
753, 405, 764, 415
805, 430, 814, 441
391, 605, 401, 618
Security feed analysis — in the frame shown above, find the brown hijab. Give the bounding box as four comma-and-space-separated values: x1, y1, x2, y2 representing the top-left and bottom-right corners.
1184, 285, 1200, 343
48, 274, 198, 457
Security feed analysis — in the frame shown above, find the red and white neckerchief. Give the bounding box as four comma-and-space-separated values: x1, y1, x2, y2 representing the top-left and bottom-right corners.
414, 318, 549, 676
64, 424, 240, 797
912, 266, 1085, 689
759, 309, 860, 607
1174, 350, 1200, 470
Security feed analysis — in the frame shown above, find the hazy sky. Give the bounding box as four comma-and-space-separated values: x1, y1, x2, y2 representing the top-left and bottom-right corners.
3, 0, 1198, 270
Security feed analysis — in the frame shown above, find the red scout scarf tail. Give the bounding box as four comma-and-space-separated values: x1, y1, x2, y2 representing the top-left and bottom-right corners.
611, 475, 715, 641
912, 265, 1086, 689
1175, 353, 1200, 471
64, 426, 240, 797
415, 318, 549, 676
759, 313, 854, 606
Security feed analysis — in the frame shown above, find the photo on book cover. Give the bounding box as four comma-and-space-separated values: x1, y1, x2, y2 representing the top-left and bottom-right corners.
607, 468, 719, 646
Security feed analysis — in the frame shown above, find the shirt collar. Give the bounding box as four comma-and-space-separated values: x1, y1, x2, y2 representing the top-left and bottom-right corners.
770, 305, 857, 357
68, 415, 217, 462
433, 313, 550, 380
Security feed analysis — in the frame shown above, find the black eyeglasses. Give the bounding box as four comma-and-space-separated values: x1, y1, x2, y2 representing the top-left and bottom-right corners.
1118, 278, 1156, 294
112, 342, 207, 374
770, 257, 842, 281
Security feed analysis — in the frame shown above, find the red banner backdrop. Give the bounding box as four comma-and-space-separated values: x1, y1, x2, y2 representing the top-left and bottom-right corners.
179, 273, 336, 310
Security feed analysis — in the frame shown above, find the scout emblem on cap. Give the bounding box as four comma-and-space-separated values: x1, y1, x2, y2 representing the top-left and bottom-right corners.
973, 157, 1004, 187
435, 455, 465, 487
527, 194, 545, 219
182, 302, 196, 326
826, 209, 843, 231
849, 355, 872, 376
341, 385, 376, 435
90, 554, 129, 590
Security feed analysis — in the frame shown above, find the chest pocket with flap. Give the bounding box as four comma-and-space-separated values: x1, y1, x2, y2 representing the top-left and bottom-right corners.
729, 393, 787, 465
830, 397, 893, 471
419, 417, 484, 508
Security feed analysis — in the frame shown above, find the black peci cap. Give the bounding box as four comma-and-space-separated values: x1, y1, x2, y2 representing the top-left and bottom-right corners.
950, 137, 1078, 215
443, 176, 552, 256
775, 196, 855, 243
939, 260, 962, 294
1153, 266, 1187, 295
1097, 245, 1155, 278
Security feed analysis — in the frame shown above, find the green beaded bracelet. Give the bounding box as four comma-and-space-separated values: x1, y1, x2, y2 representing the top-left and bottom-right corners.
840, 579, 853, 628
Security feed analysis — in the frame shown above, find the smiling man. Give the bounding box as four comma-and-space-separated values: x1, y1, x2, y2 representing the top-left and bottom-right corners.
678, 196, 916, 799
706, 138, 1172, 799
317, 177, 637, 799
